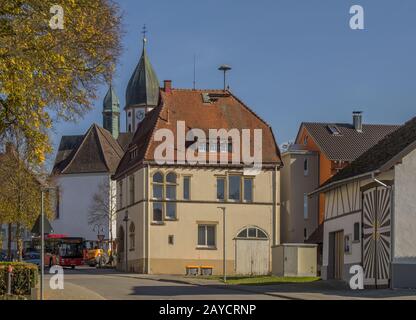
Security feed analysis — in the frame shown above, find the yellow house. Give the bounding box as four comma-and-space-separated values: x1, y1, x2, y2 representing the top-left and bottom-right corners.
112, 78, 282, 275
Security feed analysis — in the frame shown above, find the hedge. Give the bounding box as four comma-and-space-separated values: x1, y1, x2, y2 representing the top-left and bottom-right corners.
0, 262, 38, 296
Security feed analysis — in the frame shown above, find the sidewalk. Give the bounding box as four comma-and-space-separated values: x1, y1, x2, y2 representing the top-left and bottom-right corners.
44, 282, 105, 300
113, 272, 416, 300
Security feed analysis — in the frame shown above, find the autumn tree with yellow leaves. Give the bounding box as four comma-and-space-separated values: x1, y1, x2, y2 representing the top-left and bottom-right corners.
0, 0, 122, 163
0, 135, 53, 260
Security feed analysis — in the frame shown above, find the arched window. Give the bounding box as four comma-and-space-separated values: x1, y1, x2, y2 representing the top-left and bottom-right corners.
118, 226, 124, 253
153, 172, 164, 222
165, 173, 177, 220
129, 222, 135, 251
152, 172, 177, 222
236, 226, 268, 239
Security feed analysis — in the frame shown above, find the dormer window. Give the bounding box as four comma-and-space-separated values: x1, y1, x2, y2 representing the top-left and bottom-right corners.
209, 141, 218, 153
327, 125, 341, 136
130, 147, 138, 160
220, 141, 228, 153
198, 142, 207, 153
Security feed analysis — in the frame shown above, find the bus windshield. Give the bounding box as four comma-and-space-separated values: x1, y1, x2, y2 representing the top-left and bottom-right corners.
58, 239, 84, 258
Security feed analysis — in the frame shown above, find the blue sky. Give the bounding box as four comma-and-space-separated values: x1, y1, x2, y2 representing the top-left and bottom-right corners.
51, 0, 416, 161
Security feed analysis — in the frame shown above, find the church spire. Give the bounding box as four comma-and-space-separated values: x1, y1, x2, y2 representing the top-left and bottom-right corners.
103, 84, 120, 139
125, 26, 160, 133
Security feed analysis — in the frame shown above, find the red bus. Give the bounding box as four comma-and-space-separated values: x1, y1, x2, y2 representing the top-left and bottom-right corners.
30, 235, 85, 269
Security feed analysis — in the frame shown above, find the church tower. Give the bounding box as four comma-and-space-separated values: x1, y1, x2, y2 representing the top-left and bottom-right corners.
103, 84, 120, 139
125, 27, 160, 133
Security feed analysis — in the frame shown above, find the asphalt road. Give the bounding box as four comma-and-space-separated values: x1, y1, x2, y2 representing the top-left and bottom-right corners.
44, 267, 285, 300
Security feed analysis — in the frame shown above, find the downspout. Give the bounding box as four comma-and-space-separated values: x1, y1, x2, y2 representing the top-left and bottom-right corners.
273, 165, 278, 246
146, 164, 150, 274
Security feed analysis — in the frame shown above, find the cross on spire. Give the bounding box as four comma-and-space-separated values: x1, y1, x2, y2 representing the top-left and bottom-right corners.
142, 24, 147, 47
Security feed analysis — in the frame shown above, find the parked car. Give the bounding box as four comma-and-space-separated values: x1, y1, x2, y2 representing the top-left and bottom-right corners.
0, 251, 7, 261
23, 251, 41, 268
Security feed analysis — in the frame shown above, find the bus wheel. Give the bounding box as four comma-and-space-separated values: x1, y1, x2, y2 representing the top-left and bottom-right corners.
71, 266, 75, 269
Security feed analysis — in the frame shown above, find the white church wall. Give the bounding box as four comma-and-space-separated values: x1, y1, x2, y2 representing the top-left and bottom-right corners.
52, 173, 113, 242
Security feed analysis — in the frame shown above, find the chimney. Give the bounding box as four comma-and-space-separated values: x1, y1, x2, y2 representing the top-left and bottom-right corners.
353, 111, 363, 132
164, 80, 172, 93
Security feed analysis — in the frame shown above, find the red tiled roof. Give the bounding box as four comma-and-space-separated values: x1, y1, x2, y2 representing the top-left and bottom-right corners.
113, 89, 282, 179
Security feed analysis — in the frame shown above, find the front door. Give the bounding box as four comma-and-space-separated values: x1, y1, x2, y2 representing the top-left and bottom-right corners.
333, 230, 344, 280
362, 186, 392, 287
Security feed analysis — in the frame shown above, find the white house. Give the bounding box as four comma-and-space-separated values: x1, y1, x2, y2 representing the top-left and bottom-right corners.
312, 116, 416, 288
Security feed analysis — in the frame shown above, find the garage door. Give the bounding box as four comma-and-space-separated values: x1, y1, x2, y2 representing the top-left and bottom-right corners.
235, 227, 270, 275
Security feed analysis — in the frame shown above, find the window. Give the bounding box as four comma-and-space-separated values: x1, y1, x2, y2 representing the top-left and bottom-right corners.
166, 173, 177, 200
354, 222, 360, 242
327, 125, 341, 135
198, 225, 216, 247
228, 176, 241, 201
153, 202, 163, 222
152, 172, 177, 221
209, 141, 218, 153
304, 228, 308, 240
304, 158, 309, 176
220, 141, 228, 153
243, 178, 253, 202
129, 175, 135, 205
153, 172, 163, 199
216, 177, 225, 201
166, 173, 177, 220
237, 227, 268, 239
129, 222, 135, 251
303, 136, 308, 145
198, 142, 206, 153
183, 176, 190, 200
118, 181, 123, 209
304, 193, 308, 219
130, 148, 138, 160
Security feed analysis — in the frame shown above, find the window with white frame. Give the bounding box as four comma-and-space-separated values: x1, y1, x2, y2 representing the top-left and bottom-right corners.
228, 175, 241, 201
243, 178, 253, 202
152, 172, 177, 222
216, 177, 225, 201
198, 225, 216, 247
183, 176, 191, 200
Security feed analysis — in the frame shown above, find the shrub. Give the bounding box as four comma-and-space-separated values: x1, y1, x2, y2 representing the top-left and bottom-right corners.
0, 262, 38, 296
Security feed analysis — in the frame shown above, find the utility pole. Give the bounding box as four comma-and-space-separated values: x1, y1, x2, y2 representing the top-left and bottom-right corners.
218, 207, 226, 283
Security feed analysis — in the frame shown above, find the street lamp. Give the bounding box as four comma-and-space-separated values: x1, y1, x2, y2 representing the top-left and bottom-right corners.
123, 211, 129, 272
40, 187, 55, 301
217, 207, 226, 283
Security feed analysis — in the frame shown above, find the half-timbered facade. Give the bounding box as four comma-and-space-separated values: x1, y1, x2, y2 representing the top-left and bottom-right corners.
313, 116, 416, 288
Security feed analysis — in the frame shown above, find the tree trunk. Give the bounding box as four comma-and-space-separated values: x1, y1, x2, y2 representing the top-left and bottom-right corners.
7, 223, 12, 260
16, 222, 22, 261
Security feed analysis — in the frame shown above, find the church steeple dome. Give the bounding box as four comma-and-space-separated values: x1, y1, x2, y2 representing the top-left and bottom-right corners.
103, 84, 120, 139
125, 26, 160, 133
